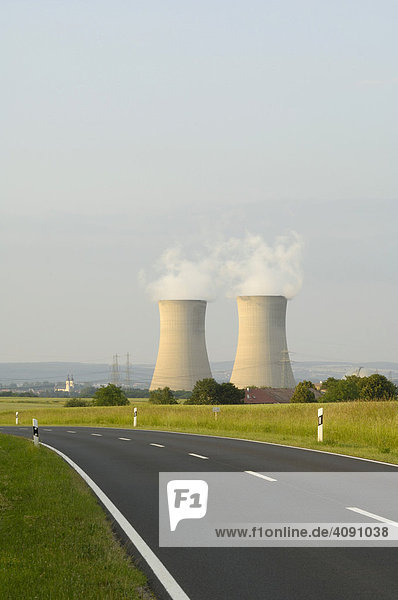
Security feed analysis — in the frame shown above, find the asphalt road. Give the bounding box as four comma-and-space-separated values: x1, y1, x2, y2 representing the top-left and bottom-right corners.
2, 425, 398, 600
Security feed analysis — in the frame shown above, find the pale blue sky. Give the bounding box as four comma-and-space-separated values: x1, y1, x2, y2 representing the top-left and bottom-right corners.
1, 1, 397, 364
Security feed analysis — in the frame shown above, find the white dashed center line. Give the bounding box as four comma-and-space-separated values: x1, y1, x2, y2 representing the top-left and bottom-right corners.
188, 453, 209, 460
244, 470, 277, 482
118, 437, 131, 441
67, 431, 77, 434
43, 428, 52, 431
150, 443, 165, 448
91, 433, 102, 437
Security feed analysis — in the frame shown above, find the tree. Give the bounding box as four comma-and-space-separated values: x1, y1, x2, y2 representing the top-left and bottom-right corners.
149, 387, 177, 404
185, 378, 244, 405
186, 378, 220, 404
218, 382, 244, 405
321, 377, 338, 390
92, 384, 129, 406
291, 381, 317, 403
360, 374, 397, 400
321, 374, 397, 403
322, 377, 360, 403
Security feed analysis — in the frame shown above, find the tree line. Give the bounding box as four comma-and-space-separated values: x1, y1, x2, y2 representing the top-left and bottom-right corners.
291, 374, 397, 403
149, 378, 244, 405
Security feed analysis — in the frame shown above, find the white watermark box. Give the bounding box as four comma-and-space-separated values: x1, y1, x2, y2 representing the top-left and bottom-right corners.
159, 472, 398, 547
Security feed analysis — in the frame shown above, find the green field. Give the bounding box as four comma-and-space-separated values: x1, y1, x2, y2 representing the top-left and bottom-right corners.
0, 433, 153, 599
0, 396, 149, 412
1, 398, 397, 465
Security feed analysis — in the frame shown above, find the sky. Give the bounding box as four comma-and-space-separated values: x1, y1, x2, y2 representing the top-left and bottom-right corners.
1, 1, 398, 366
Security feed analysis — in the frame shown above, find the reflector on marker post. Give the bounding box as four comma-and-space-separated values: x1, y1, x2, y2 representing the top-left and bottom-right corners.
16, 411, 19, 425
33, 418, 39, 447
134, 407, 137, 428
317, 407, 323, 442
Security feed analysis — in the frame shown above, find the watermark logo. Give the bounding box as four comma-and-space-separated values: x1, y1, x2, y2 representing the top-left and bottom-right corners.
167, 480, 208, 531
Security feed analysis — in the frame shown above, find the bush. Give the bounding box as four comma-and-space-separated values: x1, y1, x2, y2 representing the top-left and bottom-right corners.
64, 398, 91, 407
149, 387, 177, 404
92, 384, 129, 406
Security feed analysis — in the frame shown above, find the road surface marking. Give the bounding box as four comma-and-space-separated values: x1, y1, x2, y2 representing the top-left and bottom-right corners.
244, 470, 277, 482
346, 507, 398, 527
91, 433, 102, 437
118, 437, 131, 441
43, 428, 52, 431
40, 442, 190, 600
150, 443, 165, 448
139, 429, 398, 469
188, 453, 209, 460
67, 431, 77, 434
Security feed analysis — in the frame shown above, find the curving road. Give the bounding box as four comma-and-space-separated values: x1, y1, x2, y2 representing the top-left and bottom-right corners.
1, 425, 398, 600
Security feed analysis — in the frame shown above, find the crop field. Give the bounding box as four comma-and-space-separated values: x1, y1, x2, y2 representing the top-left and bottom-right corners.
0, 396, 66, 411
1, 398, 397, 465
0, 396, 149, 412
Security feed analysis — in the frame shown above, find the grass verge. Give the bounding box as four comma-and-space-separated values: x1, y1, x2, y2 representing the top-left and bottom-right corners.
0, 434, 153, 600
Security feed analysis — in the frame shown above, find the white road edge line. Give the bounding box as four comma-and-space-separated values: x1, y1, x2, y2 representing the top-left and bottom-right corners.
346, 507, 398, 528
118, 437, 131, 441
188, 453, 208, 460
150, 443, 165, 448
40, 442, 190, 600
244, 470, 277, 482
91, 433, 102, 437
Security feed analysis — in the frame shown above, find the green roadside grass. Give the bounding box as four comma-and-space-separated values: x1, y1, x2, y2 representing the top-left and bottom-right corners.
1, 400, 397, 465
0, 434, 154, 600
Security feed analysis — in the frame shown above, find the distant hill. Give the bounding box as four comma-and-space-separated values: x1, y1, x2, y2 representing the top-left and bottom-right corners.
1, 360, 397, 388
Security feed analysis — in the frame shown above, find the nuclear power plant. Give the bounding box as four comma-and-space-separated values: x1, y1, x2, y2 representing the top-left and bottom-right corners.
230, 295, 296, 389
150, 300, 212, 391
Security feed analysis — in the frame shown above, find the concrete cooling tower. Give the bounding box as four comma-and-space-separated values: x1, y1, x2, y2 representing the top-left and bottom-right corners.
150, 300, 212, 392
230, 295, 296, 389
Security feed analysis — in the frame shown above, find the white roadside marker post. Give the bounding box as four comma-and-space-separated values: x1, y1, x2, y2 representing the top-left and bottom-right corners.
134, 407, 137, 427
318, 407, 323, 442
33, 418, 39, 447
212, 406, 220, 421
16, 411, 19, 425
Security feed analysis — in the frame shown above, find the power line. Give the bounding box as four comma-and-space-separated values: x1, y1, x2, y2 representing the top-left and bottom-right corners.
125, 352, 133, 387
110, 354, 120, 386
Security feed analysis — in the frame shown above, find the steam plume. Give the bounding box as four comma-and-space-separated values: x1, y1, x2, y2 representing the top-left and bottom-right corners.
141, 232, 303, 300
221, 232, 303, 298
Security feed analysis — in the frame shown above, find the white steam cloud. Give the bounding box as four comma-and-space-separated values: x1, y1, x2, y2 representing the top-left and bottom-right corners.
221, 232, 303, 298
141, 246, 220, 301
141, 232, 304, 301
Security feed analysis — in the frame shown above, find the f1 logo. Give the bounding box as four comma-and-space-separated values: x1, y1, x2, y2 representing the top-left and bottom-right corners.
167, 480, 208, 531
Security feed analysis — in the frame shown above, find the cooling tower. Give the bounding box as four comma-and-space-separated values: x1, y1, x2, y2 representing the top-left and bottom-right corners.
230, 295, 295, 389
150, 300, 212, 391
